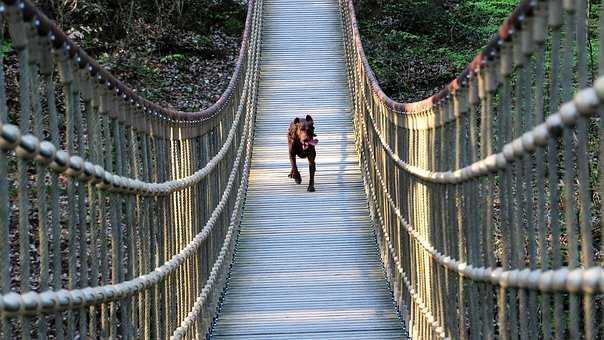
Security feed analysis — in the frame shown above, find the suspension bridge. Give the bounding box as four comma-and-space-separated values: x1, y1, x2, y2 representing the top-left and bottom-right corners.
0, 0, 603, 339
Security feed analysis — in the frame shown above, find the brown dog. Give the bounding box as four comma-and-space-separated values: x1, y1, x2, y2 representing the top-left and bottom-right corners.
287, 115, 318, 192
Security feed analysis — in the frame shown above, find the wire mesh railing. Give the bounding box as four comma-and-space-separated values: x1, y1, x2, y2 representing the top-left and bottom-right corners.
342, 0, 604, 338
0, 0, 262, 338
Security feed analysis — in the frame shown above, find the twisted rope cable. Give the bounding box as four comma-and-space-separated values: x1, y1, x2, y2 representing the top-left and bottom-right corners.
358, 103, 604, 295
355, 110, 447, 339
361, 81, 601, 183
0, 72, 248, 196
0, 14, 261, 315
0, 104, 251, 317
170, 1, 262, 336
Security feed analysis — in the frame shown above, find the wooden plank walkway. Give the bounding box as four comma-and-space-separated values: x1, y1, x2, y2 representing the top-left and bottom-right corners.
210, 0, 406, 338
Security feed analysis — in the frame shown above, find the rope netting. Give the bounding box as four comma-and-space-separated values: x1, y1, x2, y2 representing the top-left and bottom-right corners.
342, 0, 604, 338
0, 0, 262, 338
3, 0, 604, 338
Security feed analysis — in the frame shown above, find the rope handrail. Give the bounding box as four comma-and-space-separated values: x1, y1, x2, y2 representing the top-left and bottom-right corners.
343, 0, 604, 338
0, 49, 254, 196
359, 95, 604, 295
0, 3, 260, 316
0, 0, 263, 338
363, 82, 600, 183
0, 67, 252, 317
170, 3, 262, 336
0, 78, 246, 196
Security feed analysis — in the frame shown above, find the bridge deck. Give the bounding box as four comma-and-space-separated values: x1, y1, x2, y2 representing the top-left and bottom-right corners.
210, 0, 405, 338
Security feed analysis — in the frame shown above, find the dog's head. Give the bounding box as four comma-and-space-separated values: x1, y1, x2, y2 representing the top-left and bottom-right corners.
293, 115, 318, 150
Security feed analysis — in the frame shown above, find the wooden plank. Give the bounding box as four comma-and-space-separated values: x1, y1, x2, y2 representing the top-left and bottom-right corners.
210, 0, 407, 338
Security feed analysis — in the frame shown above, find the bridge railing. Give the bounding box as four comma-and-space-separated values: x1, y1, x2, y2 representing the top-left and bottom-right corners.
341, 0, 604, 338
0, 0, 262, 338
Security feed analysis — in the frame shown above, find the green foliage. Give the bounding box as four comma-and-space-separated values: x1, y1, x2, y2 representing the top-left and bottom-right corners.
33, 0, 245, 42
174, 0, 246, 35
361, 0, 514, 100
206, 6, 246, 35
360, 0, 601, 101
98, 52, 112, 65
160, 53, 186, 63
458, 0, 518, 33
224, 17, 245, 35
434, 47, 471, 70
195, 36, 213, 48
0, 40, 13, 60
130, 64, 160, 80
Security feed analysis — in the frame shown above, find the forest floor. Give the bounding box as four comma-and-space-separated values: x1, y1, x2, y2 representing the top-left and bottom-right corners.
21, 2, 244, 113
79, 25, 242, 112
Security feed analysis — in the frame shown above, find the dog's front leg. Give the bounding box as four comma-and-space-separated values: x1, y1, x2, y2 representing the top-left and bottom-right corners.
308, 158, 316, 192
289, 151, 302, 184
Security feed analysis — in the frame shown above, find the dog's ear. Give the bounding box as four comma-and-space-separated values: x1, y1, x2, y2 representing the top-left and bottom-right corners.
305, 115, 313, 122
293, 117, 300, 124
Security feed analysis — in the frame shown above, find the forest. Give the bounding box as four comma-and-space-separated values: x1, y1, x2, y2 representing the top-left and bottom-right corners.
29, 0, 589, 105
357, 0, 601, 101
30, 0, 248, 111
